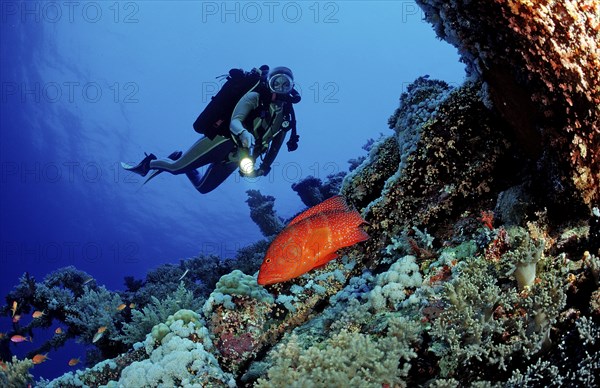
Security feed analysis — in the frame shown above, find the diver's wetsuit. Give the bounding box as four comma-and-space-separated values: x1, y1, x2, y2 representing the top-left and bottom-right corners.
147, 90, 287, 194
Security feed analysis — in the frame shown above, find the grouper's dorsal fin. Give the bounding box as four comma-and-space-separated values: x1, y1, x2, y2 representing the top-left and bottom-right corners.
287, 195, 350, 227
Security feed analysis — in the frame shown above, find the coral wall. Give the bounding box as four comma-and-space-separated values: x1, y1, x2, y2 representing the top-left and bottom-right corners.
416, 0, 599, 207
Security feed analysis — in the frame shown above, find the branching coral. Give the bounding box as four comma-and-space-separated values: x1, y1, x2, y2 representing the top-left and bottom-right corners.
504, 316, 600, 386
428, 252, 567, 381
0, 356, 33, 387
255, 328, 417, 388
116, 282, 203, 345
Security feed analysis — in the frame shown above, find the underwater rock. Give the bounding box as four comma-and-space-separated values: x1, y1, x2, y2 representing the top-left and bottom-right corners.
345, 82, 513, 266
245, 190, 285, 237
341, 135, 400, 212
292, 172, 347, 208
291, 176, 325, 207
203, 270, 274, 375
416, 0, 600, 210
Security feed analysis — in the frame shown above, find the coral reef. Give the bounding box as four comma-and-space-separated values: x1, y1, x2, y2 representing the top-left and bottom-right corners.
1, 267, 130, 360
415, 0, 600, 209
39, 310, 235, 387
347, 81, 514, 266
116, 282, 204, 345
245, 190, 284, 237
0, 356, 33, 387
4, 3, 600, 387
203, 270, 275, 375
112, 309, 234, 387
255, 329, 415, 388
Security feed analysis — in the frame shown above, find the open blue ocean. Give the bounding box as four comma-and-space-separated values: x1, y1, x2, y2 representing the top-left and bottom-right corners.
1, 1, 464, 382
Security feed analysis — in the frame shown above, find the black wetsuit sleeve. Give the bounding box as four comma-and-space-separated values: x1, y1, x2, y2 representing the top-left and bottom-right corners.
260, 130, 286, 170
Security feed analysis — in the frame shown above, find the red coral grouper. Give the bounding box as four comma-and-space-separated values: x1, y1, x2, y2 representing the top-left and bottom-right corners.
257, 195, 369, 285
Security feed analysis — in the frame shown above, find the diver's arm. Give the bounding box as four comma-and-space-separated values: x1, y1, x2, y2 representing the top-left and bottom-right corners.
259, 130, 285, 174
230, 92, 259, 135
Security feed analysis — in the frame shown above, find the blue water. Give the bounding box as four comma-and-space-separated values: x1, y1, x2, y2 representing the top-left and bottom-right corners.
0, 1, 464, 381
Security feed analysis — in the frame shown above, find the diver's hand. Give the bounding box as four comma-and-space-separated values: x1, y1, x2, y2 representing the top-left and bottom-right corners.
239, 169, 256, 178
255, 165, 271, 177
238, 130, 255, 149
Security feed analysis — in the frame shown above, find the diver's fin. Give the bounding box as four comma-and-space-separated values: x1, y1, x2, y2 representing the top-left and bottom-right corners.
143, 170, 163, 185
121, 153, 157, 177
141, 150, 183, 186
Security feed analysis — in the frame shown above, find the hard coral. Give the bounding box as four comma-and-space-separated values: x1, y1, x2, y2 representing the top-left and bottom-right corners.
361, 82, 511, 262
203, 270, 274, 374
416, 0, 600, 207
341, 136, 400, 211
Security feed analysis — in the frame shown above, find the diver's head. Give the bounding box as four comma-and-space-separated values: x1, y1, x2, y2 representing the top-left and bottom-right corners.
267, 66, 294, 95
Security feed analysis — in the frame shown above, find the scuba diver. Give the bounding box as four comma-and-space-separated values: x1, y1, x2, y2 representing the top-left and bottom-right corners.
121, 65, 301, 194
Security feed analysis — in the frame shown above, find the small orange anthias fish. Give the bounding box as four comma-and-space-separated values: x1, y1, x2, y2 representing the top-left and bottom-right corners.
32, 310, 45, 319
68, 358, 80, 366
257, 195, 369, 285
92, 326, 107, 343
32, 353, 50, 365
10, 334, 30, 343
10, 301, 18, 317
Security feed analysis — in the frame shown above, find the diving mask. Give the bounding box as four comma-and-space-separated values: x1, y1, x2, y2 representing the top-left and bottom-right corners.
268, 73, 294, 95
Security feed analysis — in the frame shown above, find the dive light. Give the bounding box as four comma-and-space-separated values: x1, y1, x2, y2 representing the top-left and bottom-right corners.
239, 148, 255, 176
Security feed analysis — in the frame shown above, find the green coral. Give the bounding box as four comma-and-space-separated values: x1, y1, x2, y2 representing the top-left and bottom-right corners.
0, 356, 34, 388
429, 252, 567, 380
203, 269, 273, 316
64, 285, 124, 345
255, 328, 416, 387
117, 282, 203, 345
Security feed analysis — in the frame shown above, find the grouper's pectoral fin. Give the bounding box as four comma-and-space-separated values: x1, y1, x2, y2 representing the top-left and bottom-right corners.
312, 252, 338, 270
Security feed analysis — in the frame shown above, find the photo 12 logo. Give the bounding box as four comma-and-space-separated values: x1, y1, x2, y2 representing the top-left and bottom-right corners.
0, 160, 150, 185
200, 79, 340, 105
400, 1, 425, 23
1, 81, 139, 104
200, 1, 340, 24
0, 1, 140, 24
